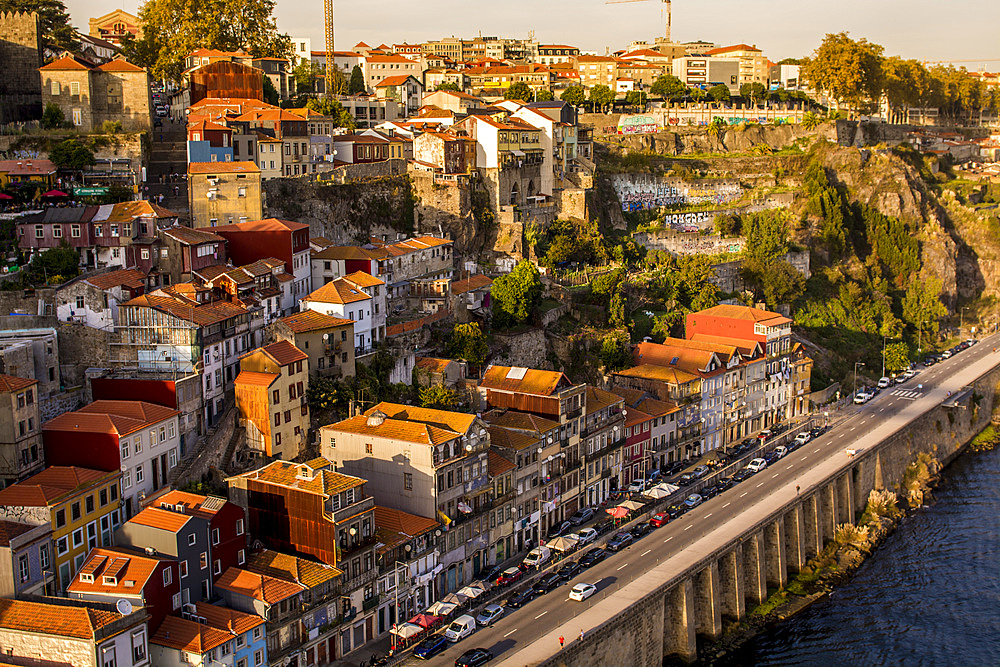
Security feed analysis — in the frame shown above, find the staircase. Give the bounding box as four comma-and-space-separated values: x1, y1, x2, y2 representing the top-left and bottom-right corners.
168, 404, 238, 487
147, 120, 190, 215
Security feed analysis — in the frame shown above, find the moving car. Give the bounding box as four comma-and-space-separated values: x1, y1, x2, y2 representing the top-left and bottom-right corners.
576, 527, 598, 546
683, 494, 704, 509
522, 546, 552, 569
746, 458, 768, 473
506, 587, 536, 609
414, 634, 450, 659
475, 604, 504, 627
607, 532, 633, 552
568, 583, 597, 601
569, 508, 595, 525
650, 512, 670, 528
444, 614, 477, 642
579, 547, 607, 568
532, 573, 563, 595
455, 648, 493, 667
496, 567, 523, 586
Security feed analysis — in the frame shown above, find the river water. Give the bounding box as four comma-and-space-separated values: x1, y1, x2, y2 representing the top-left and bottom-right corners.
721, 445, 1000, 666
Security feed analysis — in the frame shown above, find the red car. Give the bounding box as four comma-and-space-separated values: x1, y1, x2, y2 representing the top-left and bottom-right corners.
650, 513, 669, 528
496, 566, 523, 586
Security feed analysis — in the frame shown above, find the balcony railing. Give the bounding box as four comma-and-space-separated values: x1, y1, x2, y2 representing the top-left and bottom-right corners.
362, 594, 381, 612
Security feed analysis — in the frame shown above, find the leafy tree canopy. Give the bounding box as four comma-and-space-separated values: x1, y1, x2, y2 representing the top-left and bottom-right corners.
650, 74, 685, 100
50, 139, 94, 170
419, 385, 458, 410
707, 84, 731, 102
801, 32, 884, 116
448, 323, 488, 367
504, 81, 533, 103
560, 85, 586, 105
348, 64, 366, 94
491, 260, 543, 328
535, 88, 554, 102
435, 81, 460, 92
40, 102, 65, 129
304, 97, 357, 129
588, 84, 615, 111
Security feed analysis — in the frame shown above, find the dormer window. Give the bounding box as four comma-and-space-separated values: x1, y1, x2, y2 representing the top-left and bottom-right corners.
103, 576, 117, 586
80, 573, 94, 583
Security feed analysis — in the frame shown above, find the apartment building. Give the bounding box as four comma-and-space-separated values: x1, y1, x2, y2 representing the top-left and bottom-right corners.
212, 218, 311, 301
187, 162, 263, 229
0, 466, 122, 593
704, 43, 770, 86
581, 387, 626, 505
0, 518, 53, 597
300, 271, 386, 356
151, 604, 266, 667
671, 56, 740, 93
575, 55, 617, 88
537, 45, 580, 66
273, 310, 356, 380
55, 269, 148, 331
235, 340, 310, 460
0, 375, 43, 487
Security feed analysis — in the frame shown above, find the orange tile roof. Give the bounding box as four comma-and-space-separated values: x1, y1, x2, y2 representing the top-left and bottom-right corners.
97, 59, 145, 72
0, 467, 115, 507
636, 396, 679, 417
44, 400, 180, 437
84, 268, 146, 291
127, 506, 193, 533
633, 341, 718, 374
122, 293, 248, 327
66, 547, 164, 596
0, 598, 126, 639
482, 410, 560, 434
689, 304, 787, 323
247, 549, 341, 589
161, 226, 225, 245
105, 200, 178, 222
40, 54, 93, 71
279, 310, 354, 333
451, 274, 492, 295
0, 520, 35, 546
312, 245, 380, 261
193, 602, 264, 636
623, 406, 653, 428
155, 490, 231, 520
343, 271, 386, 288
480, 366, 573, 396
303, 277, 372, 305
228, 460, 364, 497
329, 413, 459, 446
213, 217, 309, 233
705, 43, 761, 55
614, 364, 699, 384
152, 615, 235, 653
187, 161, 260, 175
659, 336, 740, 363
689, 333, 762, 357
415, 357, 455, 374
261, 340, 308, 366
585, 386, 624, 413
376, 75, 417, 87
485, 425, 539, 451
216, 567, 304, 603
488, 450, 516, 477
0, 374, 37, 393
234, 370, 278, 387
366, 402, 476, 435
374, 506, 439, 551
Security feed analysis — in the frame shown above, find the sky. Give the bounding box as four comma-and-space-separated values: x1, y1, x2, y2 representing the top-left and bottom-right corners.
75, 0, 1000, 66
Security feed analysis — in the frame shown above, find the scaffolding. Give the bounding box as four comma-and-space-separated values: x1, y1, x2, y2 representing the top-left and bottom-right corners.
109, 302, 202, 377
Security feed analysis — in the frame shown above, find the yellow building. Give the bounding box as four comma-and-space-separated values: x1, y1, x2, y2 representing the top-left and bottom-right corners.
704, 44, 770, 86
187, 161, 263, 229
235, 340, 310, 460
0, 466, 122, 594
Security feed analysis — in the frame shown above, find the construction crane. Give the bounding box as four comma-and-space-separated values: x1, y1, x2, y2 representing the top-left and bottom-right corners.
607, 0, 672, 43
324, 0, 336, 97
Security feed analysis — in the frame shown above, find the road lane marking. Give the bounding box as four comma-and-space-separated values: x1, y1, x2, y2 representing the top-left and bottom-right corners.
640, 549, 651, 557
800, 456, 808, 462
722, 502, 731, 508
534, 611, 548, 619
664, 536, 673, 543
772, 473, 779, 478
850, 427, 856, 432
684, 525, 693, 531
740, 492, 748, 497
786, 465, 793, 470
860, 420, 866, 425
617, 563, 629, 571
504, 629, 518, 637
814, 448, 821, 453
756, 482, 765, 488
703, 513, 712, 519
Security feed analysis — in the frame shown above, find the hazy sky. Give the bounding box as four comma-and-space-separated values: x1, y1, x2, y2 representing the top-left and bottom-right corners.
75, 0, 1000, 66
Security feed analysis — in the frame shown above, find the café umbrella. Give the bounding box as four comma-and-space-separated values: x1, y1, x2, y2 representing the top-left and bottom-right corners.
425, 600, 458, 616
644, 486, 672, 500
407, 613, 440, 629
618, 500, 645, 511
655, 482, 680, 494
457, 583, 485, 599
547, 535, 580, 552
41, 189, 68, 197
441, 591, 468, 605
390, 622, 422, 639
606, 506, 629, 519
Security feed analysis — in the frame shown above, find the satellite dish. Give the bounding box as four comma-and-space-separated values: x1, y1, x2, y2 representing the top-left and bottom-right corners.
116, 599, 133, 615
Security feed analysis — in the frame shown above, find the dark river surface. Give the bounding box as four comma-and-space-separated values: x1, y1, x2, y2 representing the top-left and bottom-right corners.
720, 445, 1000, 666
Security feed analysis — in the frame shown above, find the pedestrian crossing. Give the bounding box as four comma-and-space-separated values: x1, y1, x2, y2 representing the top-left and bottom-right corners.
891, 389, 922, 400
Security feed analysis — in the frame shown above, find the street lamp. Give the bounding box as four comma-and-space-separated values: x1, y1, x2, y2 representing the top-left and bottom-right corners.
853, 361, 865, 398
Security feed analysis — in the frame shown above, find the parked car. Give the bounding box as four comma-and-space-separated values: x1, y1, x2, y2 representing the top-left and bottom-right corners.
683, 494, 704, 509
607, 532, 633, 552
646, 468, 662, 483
678, 471, 697, 485
716, 476, 734, 491
568, 582, 597, 601
569, 508, 595, 525
664, 503, 687, 518
757, 429, 774, 443
854, 390, 873, 404
630, 522, 652, 539
808, 426, 826, 438
700, 485, 719, 499
772, 422, 788, 435
773, 445, 789, 459
923, 356, 937, 366
414, 634, 450, 659
532, 573, 563, 595
877, 376, 892, 389
576, 527, 598, 546
506, 587, 536, 609
793, 432, 811, 447
691, 465, 709, 478
650, 512, 670, 528
627, 478, 647, 494
444, 614, 477, 642
557, 560, 582, 582
480, 565, 504, 584
579, 548, 607, 568
476, 604, 504, 627
746, 458, 768, 473
732, 468, 754, 483
547, 521, 572, 539
455, 648, 493, 667
522, 546, 552, 569
496, 567, 523, 586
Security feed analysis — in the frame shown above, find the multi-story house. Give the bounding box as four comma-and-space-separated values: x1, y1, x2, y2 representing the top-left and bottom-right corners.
0, 328, 60, 398
0, 597, 150, 667
421, 90, 483, 114
43, 400, 181, 518
372, 505, 441, 637
464, 64, 554, 96
612, 387, 680, 472
0, 466, 122, 593
612, 362, 703, 460
40, 53, 151, 132
486, 450, 516, 563
300, 271, 386, 356
151, 603, 266, 667
225, 460, 379, 657
187, 162, 263, 230
197, 257, 292, 323
537, 45, 580, 66
0, 519, 53, 597
619, 405, 653, 486
153, 490, 248, 584
230, 109, 309, 176
413, 130, 469, 174
217, 550, 337, 665
67, 546, 181, 631
273, 310, 357, 380
374, 75, 423, 116
55, 269, 147, 331
235, 340, 310, 460
574, 55, 617, 88
671, 56, 740, 93
212, 218, 311, 301
363, 54, 422, 92
704, 43, 770, 86
320, 403, 492, 592
483, 417, 546, 551
368, 235, 454, 297
193, 602, 268, 667
0, 375, 43, 487
581, 387, 626, 504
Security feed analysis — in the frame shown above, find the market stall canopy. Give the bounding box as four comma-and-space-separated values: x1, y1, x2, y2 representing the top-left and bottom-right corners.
618, 500, 645, 511
390, 622, 422, 639
547, 535, 580, 552
408, 613, 441, 628
606, 506, 629, 519
425, 600, 458, 616
41, 190, 68, 197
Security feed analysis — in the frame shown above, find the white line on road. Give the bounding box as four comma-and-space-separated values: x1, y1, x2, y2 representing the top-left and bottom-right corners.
664, 536, 673, 543
850, 427, 856, 432
786, 465, 793, 470
800, 456, 808, 461
813, 448, 822, 453
722, 502, 731, 508
756, 482, 765, 488
617, 564, 629, 571
860, 420, 866, 426
684, 525, 693, 531
504, 629, 518, 637
640, 549, 651, 557
740, 492, 748, 497
703, 513, 712, 519
534, 611, 548, 619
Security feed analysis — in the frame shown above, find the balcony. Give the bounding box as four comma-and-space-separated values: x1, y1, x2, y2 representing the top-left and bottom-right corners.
362, 594, 381, 612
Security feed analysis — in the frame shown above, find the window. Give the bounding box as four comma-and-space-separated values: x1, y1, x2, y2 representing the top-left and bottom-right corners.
188, 533, 196, 546
172, 592, 181, 610
168, 448, 177, 469
34, 224, 43, 239
179, 560, 188, 578
52, 225, 62, 238
404, 472, 412, 490
238, 187, 246, 197
274, 412, 280, 427
71, 528, 83, 548
284, 410, 291, 424
365, 443, 373, 455
237, 548, 246, 565
134, 438, 142, 454
168, 423, 175, 439
135, 464, 143, 484
212, 528, 220, 545
18, 554, 29, 583
51, 80, 60, 95
71, 502, 81, 521
272, 389, 279, 403
213, 559, 221, 575
56, 536, 69, 555
86, 495, 95, 514
163, 568, 172, 586
236, 518, 244, 535
101, 645, 116, 667
141, 248, 149, 260
55, 509, 66, 528
99, 488, 108, 506
39, 544, 49, 569
200, 552, 208, 570
159, 427, 166, 443
122, 469, 131, 489
131, 630, 146, 662
255, 650, 264, 666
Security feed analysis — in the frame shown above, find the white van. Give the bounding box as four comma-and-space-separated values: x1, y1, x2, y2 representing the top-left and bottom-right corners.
444, 614, 476, 642
522, 545, 552, 569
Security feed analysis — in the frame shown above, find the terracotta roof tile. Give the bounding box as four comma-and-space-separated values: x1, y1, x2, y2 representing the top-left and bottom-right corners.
0, 599, 125, 639
39, 54, 93, 71
152, 615, 234, 652
480, 366, 574, 396
261, 340, 308, 366
234, 370, 279, 387
279, 310, 354, 333
482, 410, 560, 435
162, 226, 225, 245
689, 333, 762, 357
365, 402, 476, 435
485, 425, 539, 451
488, 450, 516, 477
613, 364, 699, 384
247, 549, 341, 589
193, 602, 264, 636
688, 304, 786, 323
127, 506, 193, 533
215, 567, 304, 603
303, 277, 372, 305
343, 271, 386, 288
155, 490, 231, 520
84, 268, 146, 291
375, 75, 417, 87
122, 293, 248, 327
228, 460, 364, 498
415, 357, 455, 374
633, 342, 718, 374
187, 161, 260, 175
104, 200, 178, 223
451, 274, 492, 295
585, 386, 624, 413
0, 520, 34, 546
66, 547, 165, 596
44, 400, 179, 438
326, 414, 458, 446
0, 374, 37, 393
0, 467, 116, 507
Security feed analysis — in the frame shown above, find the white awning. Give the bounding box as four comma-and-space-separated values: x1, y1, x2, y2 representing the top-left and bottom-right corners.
510, 150, 525, 157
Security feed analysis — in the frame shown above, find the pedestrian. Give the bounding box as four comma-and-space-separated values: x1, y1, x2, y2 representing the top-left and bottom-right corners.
174, 185, 179, 196
579, 629, 585, 642
559, 635, 564, 648
796, 485, 800, 495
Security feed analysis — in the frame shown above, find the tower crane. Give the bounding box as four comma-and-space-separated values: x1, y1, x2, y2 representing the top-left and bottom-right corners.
324, 0, 336, 96
606, 0, 673, 43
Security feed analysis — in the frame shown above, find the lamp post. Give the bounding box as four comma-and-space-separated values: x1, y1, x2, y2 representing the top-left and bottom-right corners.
853, 361, 865, 398
960, 306, 969, 338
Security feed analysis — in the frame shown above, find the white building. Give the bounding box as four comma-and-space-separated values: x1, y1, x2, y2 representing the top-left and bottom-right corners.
299, 271, 386, 356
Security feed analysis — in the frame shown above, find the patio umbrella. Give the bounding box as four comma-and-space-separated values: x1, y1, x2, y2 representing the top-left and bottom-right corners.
408, 613, 441, 629
457, 584, 485, 599
547, 535, 580, 552
618, 500, 645, 511
0, 194, 12, 200
441, 591, 468, 605
655, 482, 680, 495
644, 486, 671, 500
425, 600, 458, 616
606, 506, 629, 519
41, 189, 68, 197
390, 622, 422, 639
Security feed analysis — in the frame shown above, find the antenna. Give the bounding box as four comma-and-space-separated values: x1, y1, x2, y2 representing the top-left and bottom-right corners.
116, 599, 133, 615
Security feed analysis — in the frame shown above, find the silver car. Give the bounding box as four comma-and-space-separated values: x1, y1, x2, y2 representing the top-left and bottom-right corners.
475, 603, 504, 626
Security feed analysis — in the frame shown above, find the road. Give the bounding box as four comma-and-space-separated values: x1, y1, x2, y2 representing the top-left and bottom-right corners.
413, 336, 1000, 667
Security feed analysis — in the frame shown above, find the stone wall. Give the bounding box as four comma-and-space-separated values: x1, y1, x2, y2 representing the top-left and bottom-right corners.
492, 328, 549, 369
0, 315, 109, 389
0, 12, 42, 124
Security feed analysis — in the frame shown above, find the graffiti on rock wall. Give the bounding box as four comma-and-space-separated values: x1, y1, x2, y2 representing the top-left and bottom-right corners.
611, 175, 742, 213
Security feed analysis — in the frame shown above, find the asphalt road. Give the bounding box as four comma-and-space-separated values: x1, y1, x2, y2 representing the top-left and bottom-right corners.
413, 335, 1000, 667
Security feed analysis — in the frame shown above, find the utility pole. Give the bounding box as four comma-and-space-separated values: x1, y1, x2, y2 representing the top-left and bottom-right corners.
854, 361, 865, 398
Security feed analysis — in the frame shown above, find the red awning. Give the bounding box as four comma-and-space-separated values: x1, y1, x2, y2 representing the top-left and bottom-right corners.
41, 189, 69, 197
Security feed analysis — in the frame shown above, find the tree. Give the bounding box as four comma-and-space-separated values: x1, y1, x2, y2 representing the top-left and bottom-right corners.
40, 102, 64, 129
262, 75, 278, 105
435, 81, 460, 92
884, 342, 910, 373
600, 333, 630, 372
688, 87, 706, 102
138, 0, 291, 82
504, 81, 533, 103
650, 74, 686, 100
292, 61, 320, 93
305, 97, 356, 129
588, 84, 615, 112
714, 213, 741, 237
743, 210, 790, 264
800, 111, 821, 130
491, 260, 543, 328
902, 276, 947, 337
49, 139, 94, 171
535, 89, 554, 102
801, 32, 885, 117
560, 85, 586, 105
625, 90, 648, 107
751, 259, 806, 307
707, 84, 731, 103
348, 65, 366, 95
0, 0, 76, 53
118, 31, 159, 70
448, 323, 488, 367
739, 82, 766, 106
28, 240, 79, 283
419, 385, 458, 409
